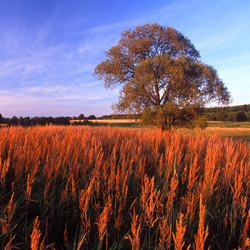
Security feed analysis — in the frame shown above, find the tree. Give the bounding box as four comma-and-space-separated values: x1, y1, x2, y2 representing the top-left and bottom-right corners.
236, 110, 248, 122
87, 115, 96, 120
94, 23, 231, 130
11, 116, 18, 126
78, 114, 85, 120
0, 113, 3, 124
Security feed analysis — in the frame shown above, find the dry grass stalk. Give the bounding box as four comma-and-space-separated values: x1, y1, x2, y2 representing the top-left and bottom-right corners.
231, 165, 244, 208
186, 193, 198, 225
1, 192, 16, 235
63, 223, 68, 247
157, 216, 171, 250
79, 177, 95, 220
241, 197, 247, 220
126, 208, 141, 250
141, 175, 154, 210
224, 205, 229, 232
30, 217, 41, 250
78, 179, 95, 245
202, 142, 220, 201
26, 174, 32, 201
114, 201, 123, 230
71, 176, 77, 200
0, 157, 10, 187
165, 173, 179, 217
4, 233, 15, 250
194, 196, 209, 250
77, 233, 87, 250
173, 213, 187, 250
145, 182, 160, 228
0, 126, 250, 249
98, 196, 112, 241
30, 218, 55, 250
240, 209, 250, 250
187, 154, 199, 193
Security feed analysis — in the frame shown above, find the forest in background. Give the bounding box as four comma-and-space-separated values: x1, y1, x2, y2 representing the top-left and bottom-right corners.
0, 104, 250, 127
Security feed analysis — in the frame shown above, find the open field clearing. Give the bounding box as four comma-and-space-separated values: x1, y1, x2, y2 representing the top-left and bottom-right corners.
176, 126, 250, 142
81, 119, 250, 141
71, 119, 141, 128
207, 121, 250, 128
72, 119, 250, 141
71, 119, 138, 124
89, 119, 139, 124
72, 119, 250, 128
0, 126, 250, 249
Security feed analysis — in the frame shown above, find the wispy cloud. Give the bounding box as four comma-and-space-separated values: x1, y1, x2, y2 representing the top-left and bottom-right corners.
0, 84, 118, 117
195, 22, 250, 54
0, 0, 249, 117
71, 21, 130, 36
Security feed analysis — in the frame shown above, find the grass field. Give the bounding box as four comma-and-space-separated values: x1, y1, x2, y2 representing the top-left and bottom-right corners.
74, 119, 250, 142
207, 121, 250, 128
0, 125, 250, 249
73, 119, 250, 128
176, 127, 250, 142
88, 119, 139, 124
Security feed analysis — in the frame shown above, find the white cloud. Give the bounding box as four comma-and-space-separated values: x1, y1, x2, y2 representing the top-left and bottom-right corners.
1, 0, 250, 117
71, 21, 129, 36
196, 22, 250, 54
0, 82, 118, 117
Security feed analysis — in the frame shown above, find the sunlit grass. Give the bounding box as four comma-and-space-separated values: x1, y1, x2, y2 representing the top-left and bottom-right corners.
0, 126, 249, 249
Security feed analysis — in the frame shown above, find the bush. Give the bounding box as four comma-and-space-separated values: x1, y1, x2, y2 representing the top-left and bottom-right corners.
236, 110, 248, 122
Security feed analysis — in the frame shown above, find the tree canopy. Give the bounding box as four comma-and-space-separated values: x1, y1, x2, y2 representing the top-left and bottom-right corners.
94, 23, 231, 129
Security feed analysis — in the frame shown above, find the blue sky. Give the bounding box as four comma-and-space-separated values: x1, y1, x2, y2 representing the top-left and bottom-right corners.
0, 0, 249, 117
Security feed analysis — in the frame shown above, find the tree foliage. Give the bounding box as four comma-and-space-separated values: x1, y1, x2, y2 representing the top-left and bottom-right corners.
94, 23, 231, 129
204, 104, 250, 122
236, 110, 248, 122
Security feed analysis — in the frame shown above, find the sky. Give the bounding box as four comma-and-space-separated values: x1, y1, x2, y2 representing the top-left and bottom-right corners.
0, 0, 249, 118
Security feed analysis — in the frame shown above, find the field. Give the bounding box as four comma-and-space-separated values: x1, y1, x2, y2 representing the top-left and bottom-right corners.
88, 119, 139, 124
176, 127, 250, 142
76, 119, 250, 142
207, 121, 250, 128
71, 119, 141, 128
0, 126, 250, 249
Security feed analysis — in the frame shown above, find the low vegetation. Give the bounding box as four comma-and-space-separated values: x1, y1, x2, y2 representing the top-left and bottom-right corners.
0, 126, 250, 249
204, 104, 250, 122
1, 104, 249, 128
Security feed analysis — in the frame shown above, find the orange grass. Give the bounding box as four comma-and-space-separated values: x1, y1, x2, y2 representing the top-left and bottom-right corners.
0, 125, 250, 249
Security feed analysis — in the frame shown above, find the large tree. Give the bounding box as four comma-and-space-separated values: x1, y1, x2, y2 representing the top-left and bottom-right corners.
94, 23, 231, 130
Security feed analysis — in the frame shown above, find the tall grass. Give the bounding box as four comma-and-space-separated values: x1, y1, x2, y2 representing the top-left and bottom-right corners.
0, 125, 249, 249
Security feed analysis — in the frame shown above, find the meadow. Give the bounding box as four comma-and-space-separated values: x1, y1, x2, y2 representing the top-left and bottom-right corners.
175, 127, 250, 143
0, 125, 250, 249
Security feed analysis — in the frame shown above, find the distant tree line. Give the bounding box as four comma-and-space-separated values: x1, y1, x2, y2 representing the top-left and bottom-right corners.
99, 114, 141, 120
72, 114, 96, 120
71, 114, 96, 126
0, 115, 71, 126
204, 104, 250, 122
0, 105, 249, 127
100, 105, 250, 123
0, 114, 96, 127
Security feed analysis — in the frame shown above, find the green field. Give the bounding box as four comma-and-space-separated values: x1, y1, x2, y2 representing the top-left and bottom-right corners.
175, 127, 250, 142
181, 121, 250, 142
207, 121, 250, 128
86, 120, 250, 142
